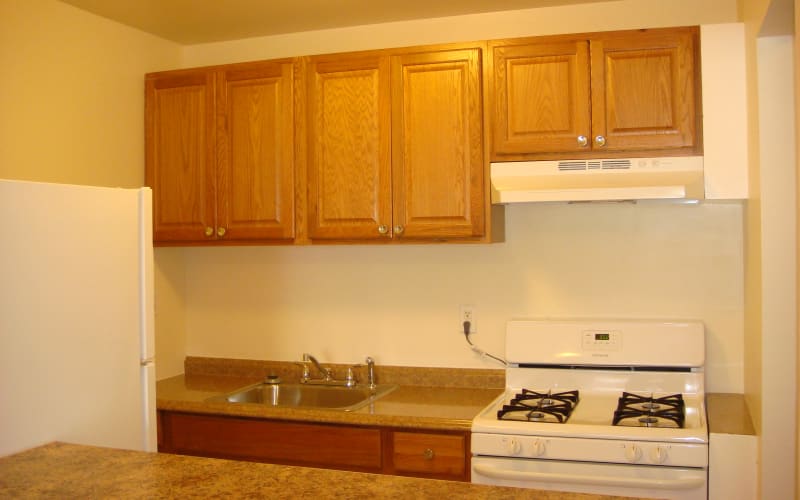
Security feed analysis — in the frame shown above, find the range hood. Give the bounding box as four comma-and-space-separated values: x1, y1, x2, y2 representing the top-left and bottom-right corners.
490, 156, 705, 203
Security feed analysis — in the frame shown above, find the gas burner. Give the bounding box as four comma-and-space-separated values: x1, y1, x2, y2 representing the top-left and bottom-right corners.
613, 392, 686, 428
497, 389, 579, 423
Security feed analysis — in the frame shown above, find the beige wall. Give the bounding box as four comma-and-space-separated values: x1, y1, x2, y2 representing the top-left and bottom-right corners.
185, 203, 744, 394
756, 33, 797, 500
0, 0, 186, 379
739, 0, 799, 497
183, 0, 737, 66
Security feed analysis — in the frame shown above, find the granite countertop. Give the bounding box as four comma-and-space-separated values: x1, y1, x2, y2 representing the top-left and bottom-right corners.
0, 442, 643, 500
157, 357, 506, 431
161, 359, 757, 438
705, 393, 756, 435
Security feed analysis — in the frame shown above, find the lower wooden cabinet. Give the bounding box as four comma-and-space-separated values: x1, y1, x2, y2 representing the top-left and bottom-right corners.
158, 411, 470, 481
384, 430, 468, 480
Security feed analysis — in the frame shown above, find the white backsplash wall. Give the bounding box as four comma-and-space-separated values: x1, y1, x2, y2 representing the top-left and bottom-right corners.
183, 202, 744, 393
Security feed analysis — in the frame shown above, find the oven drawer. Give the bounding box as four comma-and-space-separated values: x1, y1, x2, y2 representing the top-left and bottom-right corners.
472, 456, 707, 500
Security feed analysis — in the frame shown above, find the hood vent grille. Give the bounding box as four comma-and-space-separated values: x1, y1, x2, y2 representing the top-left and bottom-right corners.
491, 156, 705, 203
558, 159, 633, 171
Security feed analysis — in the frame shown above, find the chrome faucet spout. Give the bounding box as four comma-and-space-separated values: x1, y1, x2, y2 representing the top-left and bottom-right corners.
303, 353, 331, 380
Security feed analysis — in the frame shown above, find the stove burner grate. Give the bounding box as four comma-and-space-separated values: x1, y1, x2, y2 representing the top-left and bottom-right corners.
613, 392, 685, 428
497, 389, 579, 423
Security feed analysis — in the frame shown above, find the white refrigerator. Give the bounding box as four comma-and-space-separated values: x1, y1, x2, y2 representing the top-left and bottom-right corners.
0, 179, 156, 456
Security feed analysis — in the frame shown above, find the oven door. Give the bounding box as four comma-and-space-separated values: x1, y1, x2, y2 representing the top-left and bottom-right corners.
472, 456, 707, 500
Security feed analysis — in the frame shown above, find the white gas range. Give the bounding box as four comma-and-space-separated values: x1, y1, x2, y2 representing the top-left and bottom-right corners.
471, 319, 708, 499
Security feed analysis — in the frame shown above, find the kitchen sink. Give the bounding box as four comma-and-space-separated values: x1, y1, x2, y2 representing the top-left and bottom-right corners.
208, 382, 397, 411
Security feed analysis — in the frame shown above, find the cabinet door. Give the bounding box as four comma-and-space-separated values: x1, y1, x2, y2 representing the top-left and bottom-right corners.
306, 55, 392, 240
217, 61, 295, 241
159, 412, 383, 472
590, 28, 698, 152
386, 430, 468, 481
391, 48, 485, 239
145, 70, 216, 242
490, 40, 591, 156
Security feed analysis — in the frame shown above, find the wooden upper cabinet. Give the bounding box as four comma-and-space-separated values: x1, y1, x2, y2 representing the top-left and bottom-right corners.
305, 45, 486, 243
391, 48, 485, 240
218, 62, 295, 241
145, 70, 216, 242
145, 60, 296, 244
305, 54, 392, 241
489, 26, 700, 160
591, 28, 698, 152
491, 40, 590, 155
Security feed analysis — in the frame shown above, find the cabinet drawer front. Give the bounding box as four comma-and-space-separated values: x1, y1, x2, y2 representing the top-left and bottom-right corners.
391, 432, 466, 477
163, 413, 382, 471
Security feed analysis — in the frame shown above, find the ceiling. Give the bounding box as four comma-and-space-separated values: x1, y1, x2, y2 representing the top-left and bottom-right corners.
59, 0, 607, 44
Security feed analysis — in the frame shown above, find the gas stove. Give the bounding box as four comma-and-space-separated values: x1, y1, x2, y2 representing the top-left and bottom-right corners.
471, 319, 709, 500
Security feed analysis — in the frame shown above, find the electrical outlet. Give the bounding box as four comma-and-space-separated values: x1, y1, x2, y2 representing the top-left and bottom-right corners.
459, 304, 476, 333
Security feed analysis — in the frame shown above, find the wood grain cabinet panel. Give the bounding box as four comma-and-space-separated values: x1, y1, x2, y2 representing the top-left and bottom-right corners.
145, 59, 296, 244
145, 71, 216, 242
305, 54, 392, 241
159, 412, 382, 472
489, 26, 700, 160
385, 430, 468, 481
391, 48, 485, 240
590, 29, 698, 153
158, 411, 471, 481
491, 40, 590, 155
304, 44, 486, 243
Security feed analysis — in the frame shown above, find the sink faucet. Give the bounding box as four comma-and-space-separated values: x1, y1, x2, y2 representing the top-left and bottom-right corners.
366, 357, 376, 392
303, 353, 332, 381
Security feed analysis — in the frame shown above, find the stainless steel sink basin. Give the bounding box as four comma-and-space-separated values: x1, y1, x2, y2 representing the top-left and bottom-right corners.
208, 383, 397, 411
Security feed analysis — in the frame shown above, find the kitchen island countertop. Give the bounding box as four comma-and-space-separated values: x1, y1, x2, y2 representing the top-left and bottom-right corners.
0, 442, 647, 499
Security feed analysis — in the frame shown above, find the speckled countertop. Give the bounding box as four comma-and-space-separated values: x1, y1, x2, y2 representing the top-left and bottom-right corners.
157, 357, 506, 431
160, 358, 756, 437
705, 393, 755, 435
0, 442, 640, 499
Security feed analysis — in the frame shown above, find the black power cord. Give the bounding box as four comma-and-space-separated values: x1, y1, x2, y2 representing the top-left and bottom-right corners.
463, 320, 507, 366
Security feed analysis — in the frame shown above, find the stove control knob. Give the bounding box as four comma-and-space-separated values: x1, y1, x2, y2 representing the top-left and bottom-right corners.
649, 446, 668, 464
505, 438, 521, 455
624, 444, 642, 462
531, 439, 546, 457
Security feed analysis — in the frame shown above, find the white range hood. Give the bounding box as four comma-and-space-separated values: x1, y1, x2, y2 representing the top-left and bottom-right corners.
490, 156, 705, 203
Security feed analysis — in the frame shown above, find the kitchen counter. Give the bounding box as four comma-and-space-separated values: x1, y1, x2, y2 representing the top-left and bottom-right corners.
157, 357, 506, 431
706, 393, 755, 435
0, 442, 640, 499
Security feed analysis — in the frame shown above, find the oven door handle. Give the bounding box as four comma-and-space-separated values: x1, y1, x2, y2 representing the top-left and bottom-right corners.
472, 464, 705, 490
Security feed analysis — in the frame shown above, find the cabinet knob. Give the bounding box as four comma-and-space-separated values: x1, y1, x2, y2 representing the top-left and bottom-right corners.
377, 224, 389, 235
594, 135, 607, 147
217, 227, 226, 237
577, 135, 589, 147
393, 225, 404, 235
204, 227, 214, 237
423, 448, 435, 460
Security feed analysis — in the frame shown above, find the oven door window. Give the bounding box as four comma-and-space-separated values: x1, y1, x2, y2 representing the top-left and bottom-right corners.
472, 456, 707, 500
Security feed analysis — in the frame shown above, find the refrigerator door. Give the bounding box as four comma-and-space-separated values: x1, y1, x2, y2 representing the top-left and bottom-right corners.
138, 188, 157, 452
0, 180, 156, 455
